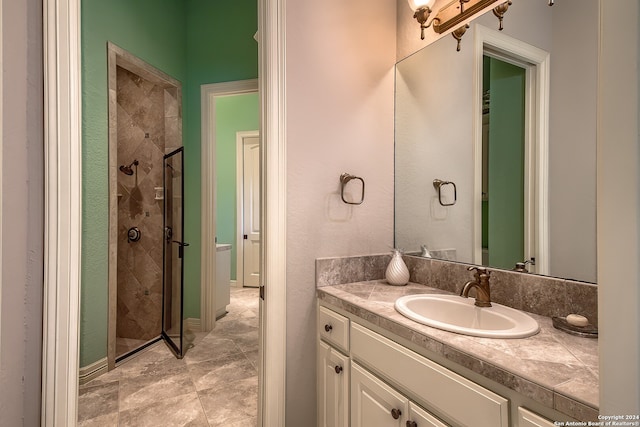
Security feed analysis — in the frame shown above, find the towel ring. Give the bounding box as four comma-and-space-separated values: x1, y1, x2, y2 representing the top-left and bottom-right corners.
433, 179, 457, 206
340, 173, 365, 205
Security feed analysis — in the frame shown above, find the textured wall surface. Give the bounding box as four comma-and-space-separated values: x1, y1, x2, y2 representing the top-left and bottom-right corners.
284, 0, 397, 423
0, 0, 44, 424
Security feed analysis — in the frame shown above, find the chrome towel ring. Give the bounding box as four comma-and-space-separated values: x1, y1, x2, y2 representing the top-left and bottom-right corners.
340, 173, 365, 205
433, 179, 457, 206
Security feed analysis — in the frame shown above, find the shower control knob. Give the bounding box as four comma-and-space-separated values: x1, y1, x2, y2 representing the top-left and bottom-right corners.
128, 227, 141, 243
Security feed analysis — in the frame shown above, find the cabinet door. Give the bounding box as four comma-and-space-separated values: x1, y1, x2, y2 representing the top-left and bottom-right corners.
408, 402, 449, 427
351, 362, 409, 427
518, 407, 556, 427
318, 340, 349, 427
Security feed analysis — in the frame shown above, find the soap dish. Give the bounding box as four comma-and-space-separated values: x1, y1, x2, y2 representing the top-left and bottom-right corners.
552, 316, 598, 338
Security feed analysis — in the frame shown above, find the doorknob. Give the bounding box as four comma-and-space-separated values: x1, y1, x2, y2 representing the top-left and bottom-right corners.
172, 240, 190, 258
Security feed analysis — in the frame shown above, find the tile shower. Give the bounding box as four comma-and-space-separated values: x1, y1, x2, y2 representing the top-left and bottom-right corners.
108, 44, 183, 364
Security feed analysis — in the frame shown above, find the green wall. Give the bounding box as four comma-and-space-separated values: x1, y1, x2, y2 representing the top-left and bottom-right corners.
81, 0, 257, 367
486, 57, 526, 270
215, 94, 260, 283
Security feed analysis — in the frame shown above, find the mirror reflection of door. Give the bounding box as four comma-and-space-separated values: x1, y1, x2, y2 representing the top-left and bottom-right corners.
239, 132, 261, 288
482, 55, 527, 271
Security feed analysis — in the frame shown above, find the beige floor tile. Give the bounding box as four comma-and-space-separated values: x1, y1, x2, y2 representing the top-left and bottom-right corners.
118, 391, 208, 426
198, 377, 259, 426
78, 287, 260, 425
187, 352, 257, 392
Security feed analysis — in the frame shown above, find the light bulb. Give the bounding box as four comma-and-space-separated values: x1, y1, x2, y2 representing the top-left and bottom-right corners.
407, 0, 436, 12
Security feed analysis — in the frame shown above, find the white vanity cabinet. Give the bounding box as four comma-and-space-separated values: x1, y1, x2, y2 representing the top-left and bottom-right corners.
318, 306, 350, 427
350, 322, 508, 427
317, 304, 513, 427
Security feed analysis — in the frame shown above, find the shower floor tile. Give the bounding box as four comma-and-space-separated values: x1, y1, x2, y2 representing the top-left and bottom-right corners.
79, 287, 259, 427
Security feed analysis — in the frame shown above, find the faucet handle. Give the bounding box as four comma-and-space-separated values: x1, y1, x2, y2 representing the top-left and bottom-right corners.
467, 266, 490, 275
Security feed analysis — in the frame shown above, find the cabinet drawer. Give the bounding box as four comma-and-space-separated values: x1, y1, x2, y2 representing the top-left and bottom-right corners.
518, 407, 556, 427
319, 306, 349, 352
351, 322, 509, 427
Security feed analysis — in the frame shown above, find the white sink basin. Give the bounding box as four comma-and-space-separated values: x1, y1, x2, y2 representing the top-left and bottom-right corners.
394, 294, 539, 338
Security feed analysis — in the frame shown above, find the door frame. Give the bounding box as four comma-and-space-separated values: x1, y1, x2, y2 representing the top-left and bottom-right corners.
200, 79, 258, 331
42, 0, 82, 423
42, 0, 287, 425
472, 24, 550, 275
236, 130, 260, 288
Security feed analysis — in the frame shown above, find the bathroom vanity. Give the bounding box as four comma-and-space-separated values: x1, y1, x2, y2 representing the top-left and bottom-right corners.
317, 280, 599, 427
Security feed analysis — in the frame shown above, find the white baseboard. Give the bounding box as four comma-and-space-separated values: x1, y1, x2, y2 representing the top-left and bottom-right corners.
79, 357, 108, 385
185, 317, 201, 332
230, 279, 239, 287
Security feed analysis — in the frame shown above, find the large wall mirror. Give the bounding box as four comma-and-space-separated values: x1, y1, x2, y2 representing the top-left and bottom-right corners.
394, 0, 597, 283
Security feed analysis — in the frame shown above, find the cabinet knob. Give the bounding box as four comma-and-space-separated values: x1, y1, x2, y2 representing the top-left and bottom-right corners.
324, 324, 333, 332
334, 365, 343, 374
406, 421, 418, 427
391, 408, 402, 420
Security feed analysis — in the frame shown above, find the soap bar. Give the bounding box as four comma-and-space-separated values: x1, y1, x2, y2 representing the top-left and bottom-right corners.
566, 314, 589, 327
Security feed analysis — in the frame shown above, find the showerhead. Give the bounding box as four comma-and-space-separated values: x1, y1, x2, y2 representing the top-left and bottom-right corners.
119, 159, 139, 176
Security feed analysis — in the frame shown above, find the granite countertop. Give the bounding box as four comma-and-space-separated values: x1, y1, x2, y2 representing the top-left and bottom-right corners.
317, 280, 599, 422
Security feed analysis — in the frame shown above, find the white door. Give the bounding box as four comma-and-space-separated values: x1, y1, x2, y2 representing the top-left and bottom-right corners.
239, 132, 260, 287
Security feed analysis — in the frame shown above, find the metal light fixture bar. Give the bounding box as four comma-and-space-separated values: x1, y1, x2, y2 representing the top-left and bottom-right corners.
433, 0, 499, 34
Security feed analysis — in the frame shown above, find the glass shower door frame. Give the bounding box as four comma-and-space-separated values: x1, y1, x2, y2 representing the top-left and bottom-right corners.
162, 146, 186, 358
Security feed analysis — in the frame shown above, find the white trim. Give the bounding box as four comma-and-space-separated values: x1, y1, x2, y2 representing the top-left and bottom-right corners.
200, 78, 258, 333
259, 0, 287, 425
42, 0, 82, 425
472, 24, 550, 275
78, 358, 108, 386
0, 0, 3, 355
236, 130, 260, 289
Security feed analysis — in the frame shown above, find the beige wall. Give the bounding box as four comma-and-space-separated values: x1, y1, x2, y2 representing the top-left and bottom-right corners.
0, 0, 44, 425
598, 0, 640, 414
284, 0, 397, 422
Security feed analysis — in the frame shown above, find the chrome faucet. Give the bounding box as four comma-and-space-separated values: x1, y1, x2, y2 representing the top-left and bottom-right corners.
460, 266, 492, 307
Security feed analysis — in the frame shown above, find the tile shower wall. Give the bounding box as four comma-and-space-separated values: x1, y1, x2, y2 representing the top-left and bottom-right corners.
116, 66, 180, 343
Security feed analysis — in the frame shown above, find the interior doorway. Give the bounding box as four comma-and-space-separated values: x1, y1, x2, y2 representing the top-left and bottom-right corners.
200, 80, 259, 331
472, 25, 550, 276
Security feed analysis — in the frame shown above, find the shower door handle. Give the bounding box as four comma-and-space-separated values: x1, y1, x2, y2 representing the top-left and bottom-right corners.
172, 240, 190, 259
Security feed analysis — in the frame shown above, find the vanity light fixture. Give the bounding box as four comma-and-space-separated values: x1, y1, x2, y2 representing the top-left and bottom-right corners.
408, 0, 516, 46
492, 0, 512, 31
407, 0, 438, 40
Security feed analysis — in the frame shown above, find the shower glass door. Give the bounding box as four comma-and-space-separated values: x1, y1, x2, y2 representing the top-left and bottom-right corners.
162, 147, 187, 358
